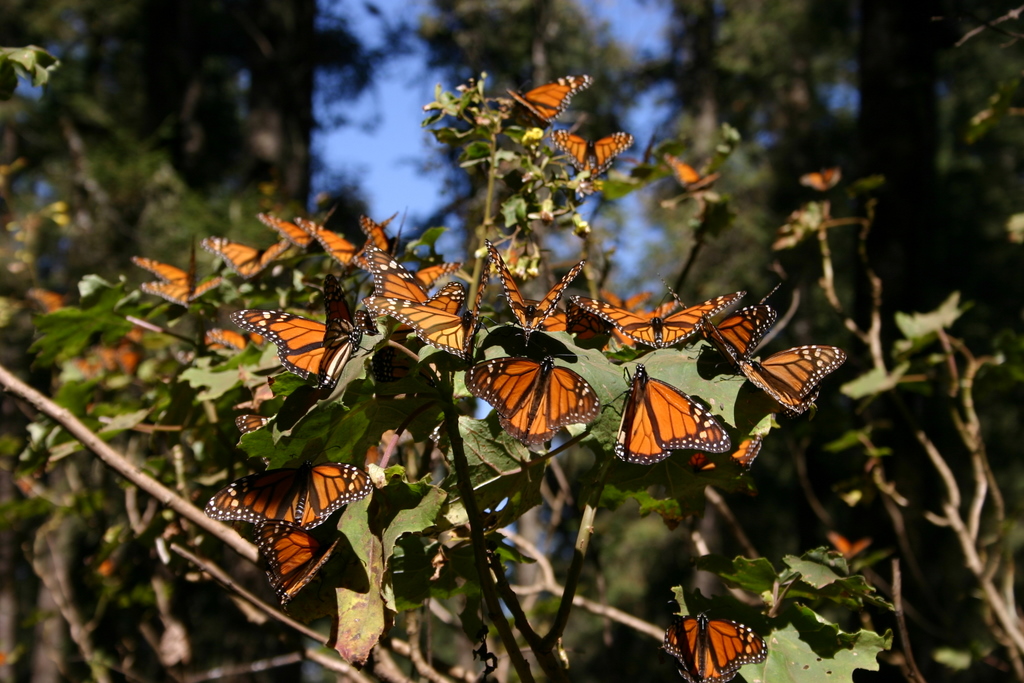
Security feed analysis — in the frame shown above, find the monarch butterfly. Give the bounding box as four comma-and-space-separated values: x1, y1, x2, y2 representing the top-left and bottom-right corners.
827, 531, 872, 559
507, 74, 592, 127
550, 130, 634, 177
738, 345, 846, 415
363, 278, 484, 361
800, 166, 842, 191
257, 213, 315, 248
540, 299, 612, 339
701, 304, 778, 366
26, 288, 66, 313
688, 452, 716, 472
361, 246, 462, 301
132, 255, 223, 307
205, 460, 371, 529
486, 240, 585, 343
598, 289, 673, 346
664, 614, 767, 683
230, 274, 366, 390
616, 364, 730, 464
236, 414, 270, 435
255, 521, 340, 604
357, 213, 399, 258
292, 216, 362, 266
730, 436, 763, 469
600, 289, 653, 312
573, 291, 745, 348
200, 237, 290, 279
466, 356, 600, 448
664, 154, 720, 191
688, 436, 763, 472
205, 328, 256, 351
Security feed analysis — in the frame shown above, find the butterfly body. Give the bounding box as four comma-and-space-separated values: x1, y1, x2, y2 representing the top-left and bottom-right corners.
739, 345, 846, 415
201, 236, 290, 279
255, 521, 340, 603
508, 75, 592, 126
700, 304, 778, 366
664, 614, 767, 683
257, 213, 315, 248
205, 460, 370, 529
574, 292, 744, 348
550, 130, 634, 177
364, 251, 486, 361
616, 364, 730, 464
486, 241, 584, 343
231, 274, 364, 390
132, 256, 222, 306
466, 356, 600, 448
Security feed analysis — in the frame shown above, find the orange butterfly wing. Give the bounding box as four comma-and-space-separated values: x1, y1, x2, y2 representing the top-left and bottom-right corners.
206, 328, 250, 351
295, 217, 361, 266
413, 261, 462, 289
551, 130, 633, 176
800, 166, 842, 191
664, 154, 720, 191
740, 345, 846, 414
508, 74, 592, 126
201, 237, 289, 279
132, 256, 222, 306
27, 288, 66, 313
235, 414, 270, 435
575, 292, 743, 348
257, 213, 314, 248
231, 309, 326, 378
466, 356, 599, 448
665, 614, 767, 683
486, 240, 585, 342
205, 460, 370, 529
255, 521, 340, 603
362, 246, 432, 302
615, 364, 730, 464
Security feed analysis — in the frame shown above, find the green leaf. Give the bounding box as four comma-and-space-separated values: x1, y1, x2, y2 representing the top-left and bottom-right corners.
671, 590, 891, 682
840, 362, 909, 399
332, 496, 388, 665
180, 357, 243, 401
894, 292, 967, 342
441, 415, 544, 529
374, 467, 447, 565
30, 277, 136, 366
500, 195, 527, 228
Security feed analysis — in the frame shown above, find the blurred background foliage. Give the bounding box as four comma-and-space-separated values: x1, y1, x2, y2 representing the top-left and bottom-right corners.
2, 0, 1024, 681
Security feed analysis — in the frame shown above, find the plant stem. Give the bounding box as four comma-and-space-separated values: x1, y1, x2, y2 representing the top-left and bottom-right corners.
541, 450, 615, 650
442, 406, 535, 682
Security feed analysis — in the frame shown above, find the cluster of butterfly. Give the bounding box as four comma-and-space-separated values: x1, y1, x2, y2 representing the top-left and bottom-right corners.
506, 74, 634, 187
664, 614, 767, 683
204, 460, 372, 603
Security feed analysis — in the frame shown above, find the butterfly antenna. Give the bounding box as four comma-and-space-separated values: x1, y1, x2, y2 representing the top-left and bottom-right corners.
758, 286, 799, 351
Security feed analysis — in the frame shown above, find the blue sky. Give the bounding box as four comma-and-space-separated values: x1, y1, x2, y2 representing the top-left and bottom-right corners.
313, 0, 673, 256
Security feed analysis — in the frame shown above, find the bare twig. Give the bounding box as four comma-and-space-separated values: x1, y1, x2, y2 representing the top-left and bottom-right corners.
0, 362, 258, 563
704, 488, 759, 559
892, 559, 928, 683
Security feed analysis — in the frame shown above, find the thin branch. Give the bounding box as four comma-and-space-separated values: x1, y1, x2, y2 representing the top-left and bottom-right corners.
540, 452, 615, 652
404, 610, 451, 683
0, 362, 259, 563
499, 530, 663, 641
892, 559, 928, 683
704, 488, 759, 559
442, 406, 536, 682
